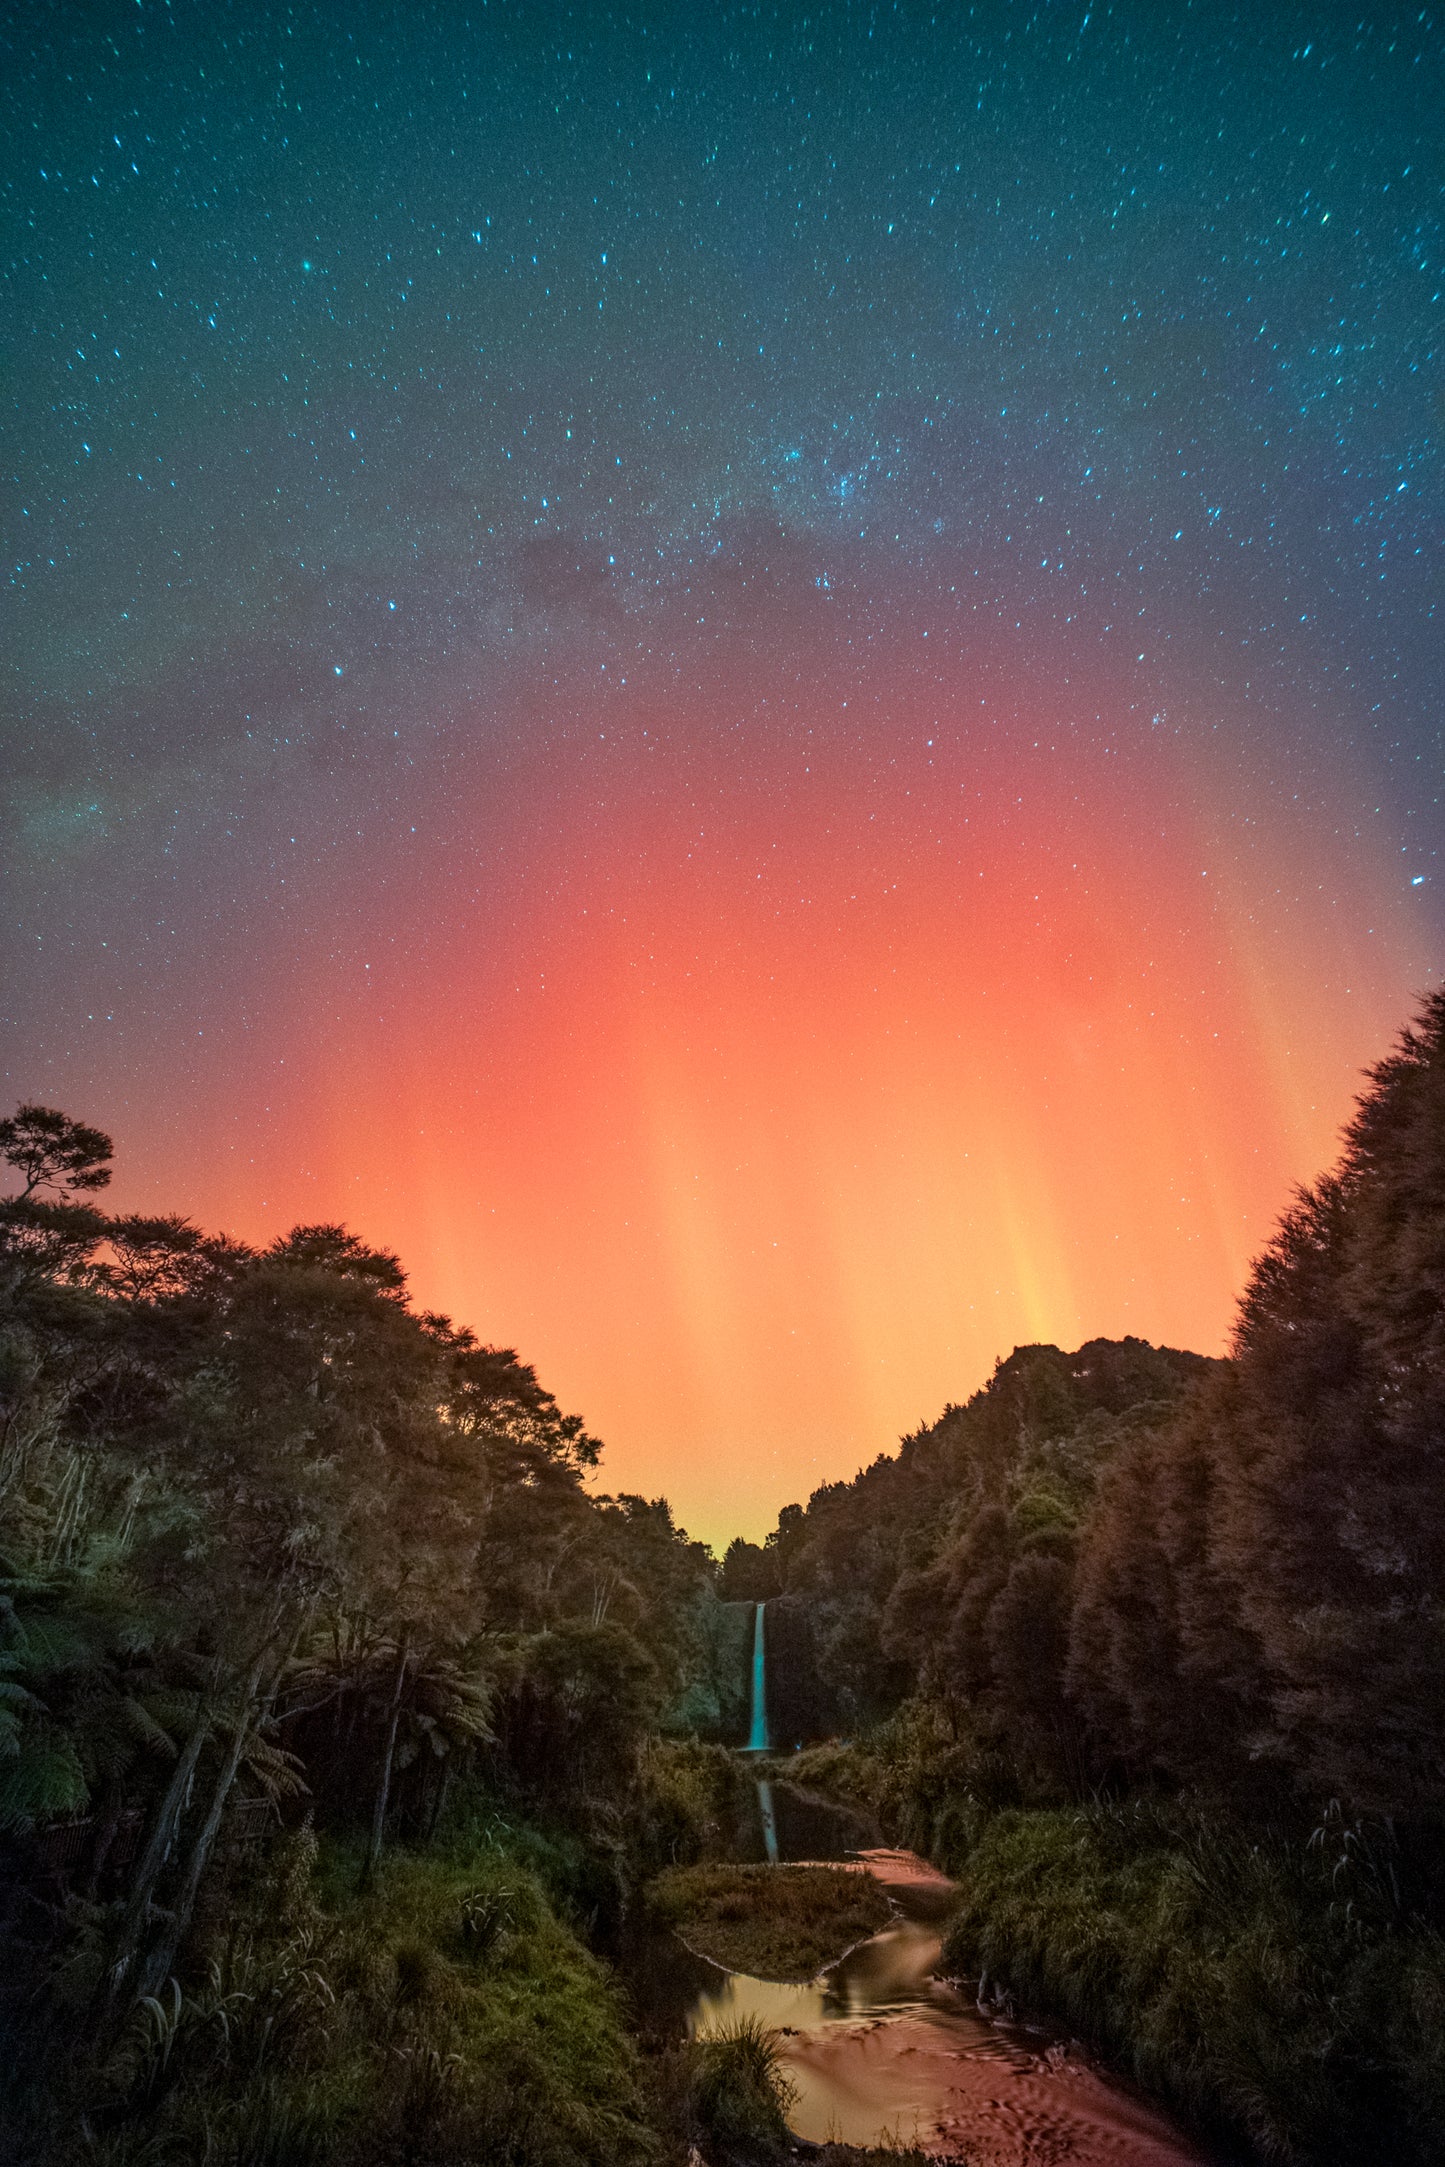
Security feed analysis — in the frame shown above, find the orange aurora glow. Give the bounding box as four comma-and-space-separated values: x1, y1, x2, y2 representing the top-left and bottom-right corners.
112, 657, 1432, 1547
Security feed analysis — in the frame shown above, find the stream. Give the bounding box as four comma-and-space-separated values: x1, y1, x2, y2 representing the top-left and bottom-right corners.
671, 1603, 1220, 2165
685, 1843, 1216, 2164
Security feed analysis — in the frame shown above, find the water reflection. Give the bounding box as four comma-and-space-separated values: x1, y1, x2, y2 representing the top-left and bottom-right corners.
684, 1852, 1218, 2164
688, 1914, 993, 2149
723, 1771, 875, 1864
689, 1915, 945, 2034
756, 1778, 780, 1864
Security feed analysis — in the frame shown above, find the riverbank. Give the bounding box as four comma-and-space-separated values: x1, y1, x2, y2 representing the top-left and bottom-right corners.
938, 1803, 1445, 2167
785, 1718, 1445, 2165
678, 1845, 1217, 2166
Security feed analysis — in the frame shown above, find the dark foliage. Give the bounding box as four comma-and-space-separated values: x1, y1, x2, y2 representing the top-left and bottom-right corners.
0, 1109, 716, 2159
764, 991, 1445, 2164
748, 1335, 1215, 1763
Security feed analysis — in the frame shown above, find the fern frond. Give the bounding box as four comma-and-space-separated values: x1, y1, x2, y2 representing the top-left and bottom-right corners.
241, 1733, 310, 1801
0, 1735, 88, 1830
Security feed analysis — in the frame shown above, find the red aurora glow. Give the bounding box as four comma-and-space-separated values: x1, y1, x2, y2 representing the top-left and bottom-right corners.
90, 638, 1431, 1545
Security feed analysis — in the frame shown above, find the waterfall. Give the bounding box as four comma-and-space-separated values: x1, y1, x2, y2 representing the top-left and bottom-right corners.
745, 1599, 770, 1752
746, 1603, 777, 1860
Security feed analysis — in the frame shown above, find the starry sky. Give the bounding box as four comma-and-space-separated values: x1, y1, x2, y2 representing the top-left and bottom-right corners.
3, 1, 1441, 1544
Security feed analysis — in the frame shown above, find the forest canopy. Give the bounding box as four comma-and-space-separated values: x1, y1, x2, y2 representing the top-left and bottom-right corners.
733, 988, 1445, 1829
0, 1112, 717, 2049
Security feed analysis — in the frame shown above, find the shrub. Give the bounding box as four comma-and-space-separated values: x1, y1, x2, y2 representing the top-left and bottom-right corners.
939, 1802, 1445, 2166
668, 2017, 794, 2162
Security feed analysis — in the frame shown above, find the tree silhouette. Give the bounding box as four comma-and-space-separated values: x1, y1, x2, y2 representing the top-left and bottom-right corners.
0, 1104, 113, 1198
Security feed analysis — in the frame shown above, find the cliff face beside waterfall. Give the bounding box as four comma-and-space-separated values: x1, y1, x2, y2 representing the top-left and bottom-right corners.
667, 1590, 755, 1744
665, 1583, 837, 1750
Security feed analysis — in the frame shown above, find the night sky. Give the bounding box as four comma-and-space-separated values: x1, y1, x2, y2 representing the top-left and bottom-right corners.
4, 1, 1441, 1543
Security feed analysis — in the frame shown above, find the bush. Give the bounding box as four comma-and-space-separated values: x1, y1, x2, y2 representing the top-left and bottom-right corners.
787, 1701, 999, 1869
634, 1739, 749, 1874
667, 2017, 794, 2162
939, 1802, 1445, 2166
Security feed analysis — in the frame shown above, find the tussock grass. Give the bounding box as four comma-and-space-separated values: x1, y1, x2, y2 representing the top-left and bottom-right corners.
649, 1862, 891, 1981
657, 2016, 940, 2167
663, 2014, 796, 2159
940, 1803, 1445, 2167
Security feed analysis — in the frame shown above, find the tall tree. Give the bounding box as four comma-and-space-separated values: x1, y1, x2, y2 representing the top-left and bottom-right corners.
1217, 992, 1445, 1814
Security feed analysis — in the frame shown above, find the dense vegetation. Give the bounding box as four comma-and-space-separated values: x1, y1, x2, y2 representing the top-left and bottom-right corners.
0, 1104, 760, 2164
648, 1863, 891, 1981
7, 984, 1444, 2166
737, 990, 1445, 2165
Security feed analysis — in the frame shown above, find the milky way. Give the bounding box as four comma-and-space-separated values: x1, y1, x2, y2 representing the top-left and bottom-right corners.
4, 3, 1441, 1540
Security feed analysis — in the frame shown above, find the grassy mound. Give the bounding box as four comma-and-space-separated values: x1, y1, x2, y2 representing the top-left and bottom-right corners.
649, 1862, 891, 1981
665, 2016, 796, 2159
23, 1823, 657, 2167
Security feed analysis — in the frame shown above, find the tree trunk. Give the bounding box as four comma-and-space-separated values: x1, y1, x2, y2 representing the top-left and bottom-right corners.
83, 1782, 126, 1898
133, 1644, 274, 2004
98, 1684, 212, 2026
427, 1758, 453, 1840
359, 1638, 409, 1892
